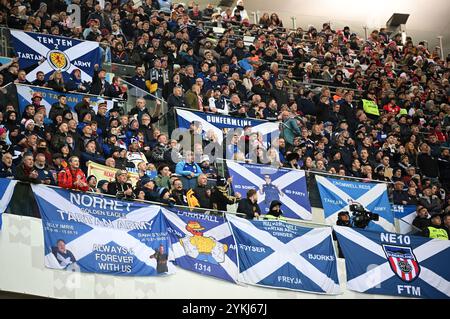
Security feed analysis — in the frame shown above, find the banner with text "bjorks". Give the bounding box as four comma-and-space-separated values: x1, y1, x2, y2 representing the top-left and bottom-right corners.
32, 184, 175, 276
227, 214, 340, 294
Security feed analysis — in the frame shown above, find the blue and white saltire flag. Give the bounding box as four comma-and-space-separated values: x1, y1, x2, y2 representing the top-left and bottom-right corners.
175, 108, 279, 143
16, 84, 114, 116
32, 185, 175, 276
315, 175, 395, 232
10, 30, 101, 82
226, 160, 312, 220
227, 214, 340, 294
334, 226, 450, 299
391, 205, 420, 235
0, 178, 18, 230
162, 208, 238, 282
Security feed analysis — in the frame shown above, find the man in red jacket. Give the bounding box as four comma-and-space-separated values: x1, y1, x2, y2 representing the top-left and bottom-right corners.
58, 156, 89, 191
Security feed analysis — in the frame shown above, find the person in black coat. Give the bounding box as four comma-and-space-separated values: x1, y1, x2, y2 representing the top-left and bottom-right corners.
90, 65, 111, 96
412, 206, 431, 231
296, 89, 316, 116
192, 174, 213, 209
237, 189, 261, 220
338, 92, 358, 132
107, 169, 135, 200
211, 177, 241, 211
167, 86, 189, 133
270, 79, 289, 107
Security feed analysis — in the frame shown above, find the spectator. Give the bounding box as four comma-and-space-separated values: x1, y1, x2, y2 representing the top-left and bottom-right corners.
57, 156, 89, 191
417, 143, 440, 183
49, 95, 70, 124
0, 152, 14, 178
14, 152, 40, 183
392, 181, 409, 205
264, 200, 286, 220
418, 186, 442, 215
237, 189, 261, 220
211, 176, 241, 211
420, 214, 448, 240
412, 206, 431, 231
192, 173, 213, 209
90, 65, 111, 96
87, 175, 99, 193
170, 178, 188, 206
34, 153, 55, 185
154, 164, 171, 189
175, 151, 202, 190
107, 169, 135, 200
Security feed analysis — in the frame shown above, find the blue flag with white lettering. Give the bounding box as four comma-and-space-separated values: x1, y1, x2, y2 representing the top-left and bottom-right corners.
0, 178, 17, 230
10, 30, 101, 82
175, 108, 279, 144
162, 208, 238, 282
315, 175, 395, 232
227, 214, 340, 294
16, 84, 114, 116
227, 160, 312, 220
31, 184, 175, 276
334, 226, 450, 299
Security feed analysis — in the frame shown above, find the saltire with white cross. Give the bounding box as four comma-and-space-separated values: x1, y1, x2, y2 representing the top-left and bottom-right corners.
10, 30, 101, 82
161, 207, 238, 283
175, 108, 279, 144
226, 160, 312, 220
334, 226, 450, 299
0, 178, 17, 230
32, 185, 175, 276
315, 175, 395, 232
227, 214, 341, 294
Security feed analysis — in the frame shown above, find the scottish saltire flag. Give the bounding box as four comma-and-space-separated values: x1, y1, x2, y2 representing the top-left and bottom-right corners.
16, 84, 114, 115
226, 160, 312, 220
32, 185, 175, 276
10, 30, 101, 82
175, 108, 279, 143
334, 226, 450, 299
227, 214, 340, 294
315, 175, 395, 232
0, 178, 18, 230
162, 208, 238, 282
391, 205, 420, 235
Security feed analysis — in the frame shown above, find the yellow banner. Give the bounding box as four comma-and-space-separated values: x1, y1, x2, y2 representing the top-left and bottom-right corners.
362, 99, 380, 116
87, 161, 140, 187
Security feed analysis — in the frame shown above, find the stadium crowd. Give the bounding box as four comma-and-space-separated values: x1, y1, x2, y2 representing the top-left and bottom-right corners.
0, 0, 449, 237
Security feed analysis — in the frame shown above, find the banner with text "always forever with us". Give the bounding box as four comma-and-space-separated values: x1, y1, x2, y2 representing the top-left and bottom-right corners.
32, 184, 175, 276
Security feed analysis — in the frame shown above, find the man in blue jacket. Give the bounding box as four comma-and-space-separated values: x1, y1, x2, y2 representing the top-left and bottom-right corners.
175, 151, 202, 190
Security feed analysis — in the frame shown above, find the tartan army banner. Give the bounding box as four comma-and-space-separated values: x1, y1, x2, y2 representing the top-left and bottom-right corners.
10, 30, 101, 82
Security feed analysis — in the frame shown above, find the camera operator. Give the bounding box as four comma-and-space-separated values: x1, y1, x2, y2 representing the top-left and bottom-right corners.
348, 202, 379, 229
336, 211, 351, 227
107, 169, 135, 200
333, 211, 351, 258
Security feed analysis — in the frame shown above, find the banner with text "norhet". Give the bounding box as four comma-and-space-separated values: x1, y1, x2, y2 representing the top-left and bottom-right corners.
32, 184, 175, 276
